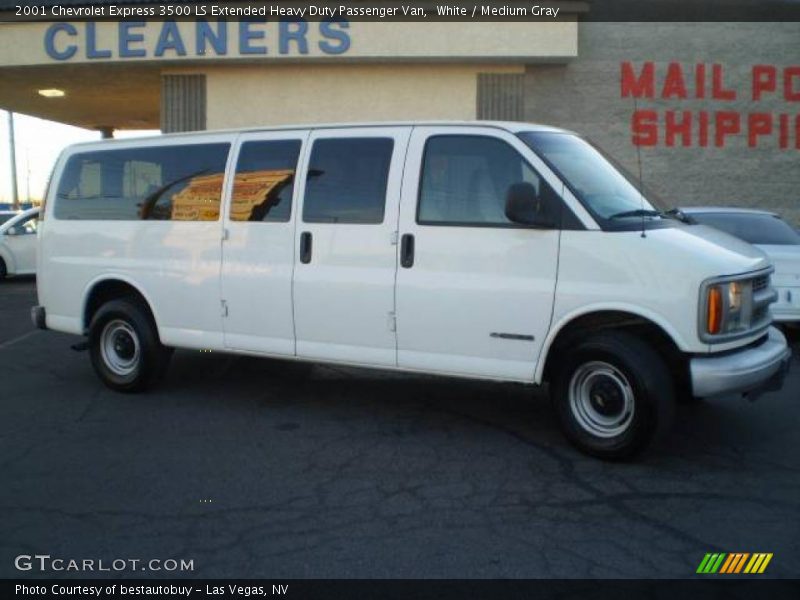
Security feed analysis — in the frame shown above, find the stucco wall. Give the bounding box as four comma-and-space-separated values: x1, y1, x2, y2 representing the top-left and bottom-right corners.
202, 63, 524, 128
525, 23, 800, 224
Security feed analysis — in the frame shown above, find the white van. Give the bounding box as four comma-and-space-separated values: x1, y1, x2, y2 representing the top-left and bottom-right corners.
33, 122, 791, 458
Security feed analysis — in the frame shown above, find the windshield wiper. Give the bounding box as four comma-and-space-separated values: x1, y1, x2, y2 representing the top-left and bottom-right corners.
608, 209, 662, 220
663, 208, 692, 223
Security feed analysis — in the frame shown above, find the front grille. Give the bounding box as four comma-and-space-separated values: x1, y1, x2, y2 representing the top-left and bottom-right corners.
751, 272, 776, 333
752, 305, 770, 326
753, 274, 769, 293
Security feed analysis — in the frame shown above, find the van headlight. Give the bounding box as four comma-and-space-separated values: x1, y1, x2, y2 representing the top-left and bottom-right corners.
700, 270, 776, 342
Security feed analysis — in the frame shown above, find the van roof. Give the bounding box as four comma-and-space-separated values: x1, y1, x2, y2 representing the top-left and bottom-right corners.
67, 120, 572, 148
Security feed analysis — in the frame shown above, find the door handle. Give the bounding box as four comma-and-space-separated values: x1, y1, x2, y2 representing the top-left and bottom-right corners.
300, 231, 312, 264
400, 234, 415, 268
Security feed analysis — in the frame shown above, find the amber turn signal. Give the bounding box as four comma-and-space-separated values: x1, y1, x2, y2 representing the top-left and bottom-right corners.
707, 286, 723, 334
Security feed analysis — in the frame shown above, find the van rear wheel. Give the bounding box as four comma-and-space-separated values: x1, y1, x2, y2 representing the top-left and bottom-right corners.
551, 331, 675, 460
88, 298, 172, 392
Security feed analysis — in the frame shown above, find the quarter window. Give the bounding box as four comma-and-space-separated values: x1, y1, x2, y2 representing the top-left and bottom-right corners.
302, 138, 394, 224
231, 140, 301, 222
55, 143, 230, 221
417, 135, 556, 226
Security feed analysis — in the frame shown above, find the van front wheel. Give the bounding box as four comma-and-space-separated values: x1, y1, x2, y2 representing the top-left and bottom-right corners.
88, 299, 171, 392
551, 331, 674, 460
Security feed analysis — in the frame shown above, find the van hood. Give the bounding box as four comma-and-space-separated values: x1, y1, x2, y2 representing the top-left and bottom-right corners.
647, 223, 770, 277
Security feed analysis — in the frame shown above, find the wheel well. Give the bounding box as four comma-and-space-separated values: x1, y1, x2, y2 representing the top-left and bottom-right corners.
542, 311, 688, 387
83, 280, 155, 333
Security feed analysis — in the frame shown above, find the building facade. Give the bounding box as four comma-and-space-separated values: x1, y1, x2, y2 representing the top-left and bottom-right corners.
0, 4, 798, 222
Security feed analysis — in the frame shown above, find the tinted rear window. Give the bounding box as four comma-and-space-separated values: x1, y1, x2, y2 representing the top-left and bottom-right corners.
691, 212, 800, 245
302, 138, 393, 224
55, 143, 230, 221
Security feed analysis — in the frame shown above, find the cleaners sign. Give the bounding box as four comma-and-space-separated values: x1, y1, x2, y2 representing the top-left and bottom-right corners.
44, 20, 352, 60
623, 61, 800, 150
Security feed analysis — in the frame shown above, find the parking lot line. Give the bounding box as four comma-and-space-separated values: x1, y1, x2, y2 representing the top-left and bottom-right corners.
0, 329, 39, 351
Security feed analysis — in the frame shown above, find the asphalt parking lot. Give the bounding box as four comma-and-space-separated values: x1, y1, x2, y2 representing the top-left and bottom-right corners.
1, 277, 799, 579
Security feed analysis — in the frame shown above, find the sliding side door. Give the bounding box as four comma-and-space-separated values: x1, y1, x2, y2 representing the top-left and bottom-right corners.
220, 130, 309, 355
292, 127, 410, 367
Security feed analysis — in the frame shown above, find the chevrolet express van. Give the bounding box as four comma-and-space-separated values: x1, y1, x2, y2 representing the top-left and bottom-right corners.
33, 122, 791, 459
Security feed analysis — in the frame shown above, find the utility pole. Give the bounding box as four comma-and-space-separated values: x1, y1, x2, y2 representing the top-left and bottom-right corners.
7, 111, 19, 210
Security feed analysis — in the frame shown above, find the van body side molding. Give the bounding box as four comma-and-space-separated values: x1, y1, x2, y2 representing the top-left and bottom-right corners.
490, 332, 535, 342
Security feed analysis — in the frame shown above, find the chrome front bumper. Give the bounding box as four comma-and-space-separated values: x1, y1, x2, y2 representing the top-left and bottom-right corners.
690, 327, 792, 398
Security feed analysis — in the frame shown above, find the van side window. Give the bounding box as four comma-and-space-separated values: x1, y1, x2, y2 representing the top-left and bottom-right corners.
302, 138, 394, 224
231, 140, 301, 222
54, 143, 230, 221
417, 135, 556, 227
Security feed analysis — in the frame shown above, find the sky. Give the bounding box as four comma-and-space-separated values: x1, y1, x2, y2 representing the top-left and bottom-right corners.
0, 110, 158, 204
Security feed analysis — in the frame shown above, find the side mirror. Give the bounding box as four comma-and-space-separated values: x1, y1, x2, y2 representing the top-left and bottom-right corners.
504, 182, 556, 228
5, 228, 17, 236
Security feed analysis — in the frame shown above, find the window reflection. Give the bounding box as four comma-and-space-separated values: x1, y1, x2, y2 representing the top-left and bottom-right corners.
231, 140, 301, 222
55, 144, 230, 222
231, 169, 296, 222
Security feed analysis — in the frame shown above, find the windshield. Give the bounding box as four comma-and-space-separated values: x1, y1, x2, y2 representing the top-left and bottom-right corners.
0, 213, 15, 226
519, 132, 665, 222
689, 212, 800, 245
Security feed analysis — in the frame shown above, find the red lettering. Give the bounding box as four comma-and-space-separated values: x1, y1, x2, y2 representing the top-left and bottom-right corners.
752, 65, 777, 100
795, 115, 800, 149
662, 62, 688, 99
695, 64, 706, 99
784, 67, 800, 101
632, 110, 658, 146
712, 64, 736, 100
666, 111, 692, 146
715, 112, 740, 147
621, 61, 655, 98
747, 113, 772, 147
699, 111, 709, 147
779, 114, 789, 149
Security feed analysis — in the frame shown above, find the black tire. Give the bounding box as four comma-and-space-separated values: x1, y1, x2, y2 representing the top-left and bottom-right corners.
675, 372, 703, 404
779, 322, 800, 345
676, 385, 704, 404
88, 298, 172, 393
0, 258, 6, 280
551, 331, 675, 460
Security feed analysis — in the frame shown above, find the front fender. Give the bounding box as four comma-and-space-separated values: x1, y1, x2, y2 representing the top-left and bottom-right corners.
534, 302, 691, 383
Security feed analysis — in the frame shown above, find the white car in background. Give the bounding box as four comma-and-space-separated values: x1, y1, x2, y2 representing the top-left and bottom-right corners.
0, 210, 19, 226
0, 207, 40, 280
679, 207, 800, 324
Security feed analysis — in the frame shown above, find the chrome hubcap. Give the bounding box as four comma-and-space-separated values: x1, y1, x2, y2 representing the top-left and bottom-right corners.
568, 361, 635, 438
100, 320, 140, 377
